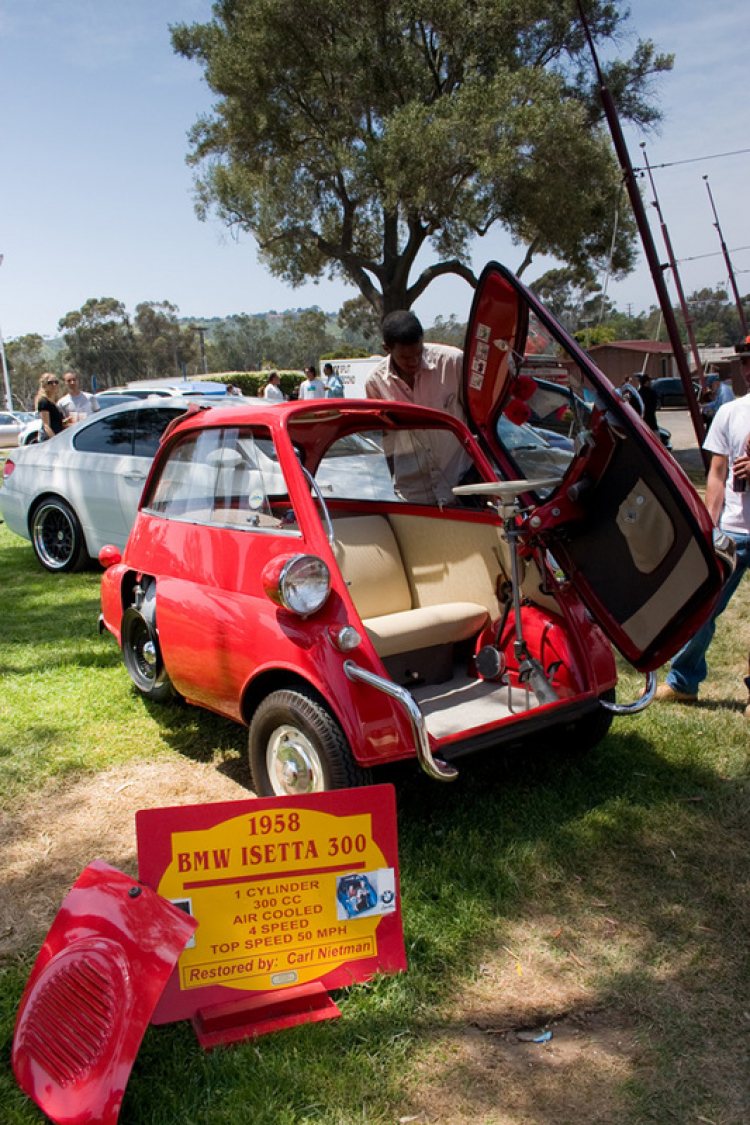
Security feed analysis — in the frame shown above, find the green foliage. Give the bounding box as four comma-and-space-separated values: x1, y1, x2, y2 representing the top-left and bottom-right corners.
685, 286, 750, 347
58, 297, 142, 386
338, 295, 381, 343
574, 323, 618, 347
134, 301, 200, 378
425, 314, 467, 347
209, 315, 276, 373
4, 334, 50, 409
212, 371, 303, 397
171, 0, 671, 313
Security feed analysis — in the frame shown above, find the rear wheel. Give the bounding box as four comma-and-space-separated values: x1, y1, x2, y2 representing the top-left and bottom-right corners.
121, 605, 175, 704
31, 498, 90, 572
249, 687, 371, 796
562, 688, 616, 752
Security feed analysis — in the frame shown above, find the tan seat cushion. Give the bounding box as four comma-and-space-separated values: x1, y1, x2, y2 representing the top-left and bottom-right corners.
363, 602, 489, 659
333, 516, 412, 620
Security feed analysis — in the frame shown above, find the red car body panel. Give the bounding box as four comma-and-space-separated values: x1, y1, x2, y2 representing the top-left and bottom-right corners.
12, 861, 195, 1125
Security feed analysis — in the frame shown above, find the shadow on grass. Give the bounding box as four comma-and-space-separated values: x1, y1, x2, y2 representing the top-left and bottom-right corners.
138, 694, 253, 787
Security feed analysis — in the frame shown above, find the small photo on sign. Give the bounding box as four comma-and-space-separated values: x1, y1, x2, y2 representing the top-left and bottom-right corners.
170, 897, 196, 948
335, 868, 396, 921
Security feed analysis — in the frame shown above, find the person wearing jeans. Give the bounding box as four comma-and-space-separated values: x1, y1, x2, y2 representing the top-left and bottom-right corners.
658, 373, 750, 715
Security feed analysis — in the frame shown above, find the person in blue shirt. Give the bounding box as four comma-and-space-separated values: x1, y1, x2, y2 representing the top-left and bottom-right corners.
323, 362, 344, 398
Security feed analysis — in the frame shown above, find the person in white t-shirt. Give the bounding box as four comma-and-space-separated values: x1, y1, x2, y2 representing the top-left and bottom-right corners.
298, 366, 326, 400
58, 371, 100, 423
262, 373, 286, 402
657, 361, 750, 714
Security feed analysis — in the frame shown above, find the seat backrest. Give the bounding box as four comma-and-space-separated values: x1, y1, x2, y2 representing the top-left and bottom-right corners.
389, 513, 506, 617
332, 516, 412, 619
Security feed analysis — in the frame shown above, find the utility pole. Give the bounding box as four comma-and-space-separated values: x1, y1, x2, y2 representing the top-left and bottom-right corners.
703, 175, 749, 339
190, 324, 209, 377
641, 144, 705, 391
0, 255, 13, 411
575, 0, 708, 467
196, 326, 208, 375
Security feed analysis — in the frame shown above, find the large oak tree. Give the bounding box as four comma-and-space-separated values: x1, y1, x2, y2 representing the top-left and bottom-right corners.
172, 0, 671, 316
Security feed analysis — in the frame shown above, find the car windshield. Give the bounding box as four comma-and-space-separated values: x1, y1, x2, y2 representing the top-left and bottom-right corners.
316, 425, 475, 507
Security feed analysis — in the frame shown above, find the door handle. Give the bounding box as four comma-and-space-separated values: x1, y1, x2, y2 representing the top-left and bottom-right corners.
123, 471, 147, 481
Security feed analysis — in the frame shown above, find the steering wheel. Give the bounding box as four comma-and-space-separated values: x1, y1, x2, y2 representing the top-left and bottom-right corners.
452, 478, 563, 501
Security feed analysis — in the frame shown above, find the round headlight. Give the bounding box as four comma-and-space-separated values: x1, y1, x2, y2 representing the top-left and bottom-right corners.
278, 555, 331, 616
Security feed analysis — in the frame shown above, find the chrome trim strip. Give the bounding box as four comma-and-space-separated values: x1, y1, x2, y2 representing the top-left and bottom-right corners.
302, 466, 334, 546
343, 660, 458, 781
600, 670, 657, 714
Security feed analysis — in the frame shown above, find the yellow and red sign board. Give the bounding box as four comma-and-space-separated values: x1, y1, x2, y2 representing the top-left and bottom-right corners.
136, 785, 405, 1027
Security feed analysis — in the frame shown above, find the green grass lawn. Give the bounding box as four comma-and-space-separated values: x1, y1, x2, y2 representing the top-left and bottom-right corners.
1, 518, 749, 1124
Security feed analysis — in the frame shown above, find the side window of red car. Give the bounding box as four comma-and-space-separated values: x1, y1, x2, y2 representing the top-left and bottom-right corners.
144, 426, 296, 532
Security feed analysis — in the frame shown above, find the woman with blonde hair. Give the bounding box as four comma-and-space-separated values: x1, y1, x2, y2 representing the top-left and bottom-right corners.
35, 373, 67, 440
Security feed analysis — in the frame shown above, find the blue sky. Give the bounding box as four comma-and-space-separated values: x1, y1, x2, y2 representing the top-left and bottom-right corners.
1, 0, 748, 340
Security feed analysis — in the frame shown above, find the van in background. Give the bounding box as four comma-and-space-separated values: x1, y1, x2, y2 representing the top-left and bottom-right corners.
323, 356, 384, 398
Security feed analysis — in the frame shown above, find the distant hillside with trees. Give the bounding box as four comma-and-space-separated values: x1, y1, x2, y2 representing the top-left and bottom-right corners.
4, 283, 747, 410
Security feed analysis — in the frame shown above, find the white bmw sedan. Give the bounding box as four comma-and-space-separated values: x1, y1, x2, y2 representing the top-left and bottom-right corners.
0, 398, 261, 572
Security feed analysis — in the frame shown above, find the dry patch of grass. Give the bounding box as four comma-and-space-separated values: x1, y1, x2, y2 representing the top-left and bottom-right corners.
0, 757, 248, 959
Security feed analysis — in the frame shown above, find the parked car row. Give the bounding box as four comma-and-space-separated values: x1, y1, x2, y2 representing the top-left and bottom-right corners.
14, 383, 235, 446
1, 396, 269, 570
0, 411, 35, 448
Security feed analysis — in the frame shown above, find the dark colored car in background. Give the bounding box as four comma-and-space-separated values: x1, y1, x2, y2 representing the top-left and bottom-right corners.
651, 376, 714, 410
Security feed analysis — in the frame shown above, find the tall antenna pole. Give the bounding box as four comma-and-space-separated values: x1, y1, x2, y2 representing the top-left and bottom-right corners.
641, 144, 705, 391
703, 175, 749, 338
574, 0, 707, 465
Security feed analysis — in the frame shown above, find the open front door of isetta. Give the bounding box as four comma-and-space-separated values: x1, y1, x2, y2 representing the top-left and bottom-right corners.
462, 261, 728, 671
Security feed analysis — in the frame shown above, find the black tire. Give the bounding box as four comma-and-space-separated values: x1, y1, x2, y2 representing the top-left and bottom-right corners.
30, 498, 90, 572
120, 605, 175, 704
248, 687, 371, 796
560, 688, 616, 753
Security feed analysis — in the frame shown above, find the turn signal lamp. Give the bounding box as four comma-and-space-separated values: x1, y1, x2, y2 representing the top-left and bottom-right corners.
328, 625, 362, 652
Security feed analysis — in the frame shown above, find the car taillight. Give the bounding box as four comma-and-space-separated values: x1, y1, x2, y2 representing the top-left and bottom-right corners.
262, 554, 331, 616
2, 458, 15, 479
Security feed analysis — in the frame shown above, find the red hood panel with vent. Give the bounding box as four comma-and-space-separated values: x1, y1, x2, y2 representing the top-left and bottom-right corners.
12, 859, 196, 1125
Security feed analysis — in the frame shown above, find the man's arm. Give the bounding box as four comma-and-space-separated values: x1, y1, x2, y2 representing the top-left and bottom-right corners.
704, 453, 729, 526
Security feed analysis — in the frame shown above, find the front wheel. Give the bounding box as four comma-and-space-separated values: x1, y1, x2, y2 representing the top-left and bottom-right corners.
31, 498, 90, 572
248, 688, 371, 796
120, 605, 175, 704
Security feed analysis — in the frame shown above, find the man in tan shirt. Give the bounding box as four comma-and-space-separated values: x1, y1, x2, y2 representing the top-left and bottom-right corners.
365, 310, 465, 422
365, 311, 471, 501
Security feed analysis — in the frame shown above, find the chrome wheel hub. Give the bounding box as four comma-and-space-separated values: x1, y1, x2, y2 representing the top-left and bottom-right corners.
267, 725, 324, 796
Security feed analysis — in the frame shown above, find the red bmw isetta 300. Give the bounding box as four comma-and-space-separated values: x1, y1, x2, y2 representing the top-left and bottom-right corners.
99, 264, 731, 796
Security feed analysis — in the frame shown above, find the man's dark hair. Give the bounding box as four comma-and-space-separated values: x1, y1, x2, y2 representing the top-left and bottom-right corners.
382, 310, 423, 349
